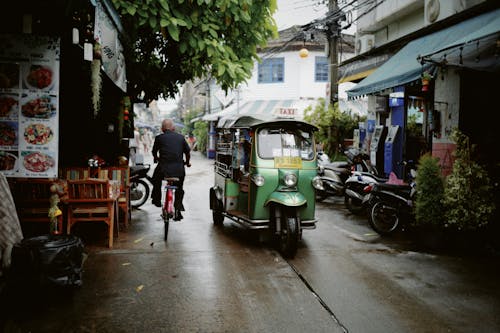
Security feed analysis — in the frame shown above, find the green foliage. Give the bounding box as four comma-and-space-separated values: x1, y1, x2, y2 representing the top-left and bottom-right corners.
111, 0, 278, 103
181, 108, 203, 136
414, 153, 444, 229
443, 129, 495, 231
193, 120, 208, 154
304, 99, 365, 159
406, 113, 422, 138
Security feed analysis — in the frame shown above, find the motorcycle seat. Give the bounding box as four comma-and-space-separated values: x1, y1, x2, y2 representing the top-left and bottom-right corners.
325, 161, 350, 170
130, 164, 150, 173
375, 183, 412, 196
354, 171, 387, 183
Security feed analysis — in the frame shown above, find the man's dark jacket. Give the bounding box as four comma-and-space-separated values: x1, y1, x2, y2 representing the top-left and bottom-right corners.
152, 130, 190, 177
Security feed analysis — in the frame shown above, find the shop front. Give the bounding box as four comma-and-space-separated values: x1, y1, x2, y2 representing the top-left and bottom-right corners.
347, 8, 500, 178
0, 0, 132, 247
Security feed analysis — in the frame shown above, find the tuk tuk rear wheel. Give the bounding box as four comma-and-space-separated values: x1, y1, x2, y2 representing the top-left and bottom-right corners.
213, 210, 224, 226
276, 207, 299, 258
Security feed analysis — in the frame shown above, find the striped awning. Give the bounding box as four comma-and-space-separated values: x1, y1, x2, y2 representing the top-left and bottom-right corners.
202, 99, 316, 121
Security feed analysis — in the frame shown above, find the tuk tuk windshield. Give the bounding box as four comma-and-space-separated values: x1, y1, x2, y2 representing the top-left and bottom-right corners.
257, 127, 314, 160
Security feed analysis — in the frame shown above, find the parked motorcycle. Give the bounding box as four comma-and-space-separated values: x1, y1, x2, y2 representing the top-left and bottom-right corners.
363, 169, 417, 235
130, 164, 153, 208
316, 148, 371, 202
344, 165, 387, 215
316, 163, 350, 201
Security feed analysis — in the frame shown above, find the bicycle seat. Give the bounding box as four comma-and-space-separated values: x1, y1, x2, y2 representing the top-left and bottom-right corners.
164, 177, 180, 182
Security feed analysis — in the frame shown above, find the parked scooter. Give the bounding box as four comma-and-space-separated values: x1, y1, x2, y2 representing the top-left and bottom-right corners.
316, 148, 367, 201
363, 168, 417, 235
130, 164, 154, 208
344, 163, 387, 215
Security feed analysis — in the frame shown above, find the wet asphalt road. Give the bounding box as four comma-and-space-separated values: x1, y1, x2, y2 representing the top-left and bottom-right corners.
1, 151, 500, 333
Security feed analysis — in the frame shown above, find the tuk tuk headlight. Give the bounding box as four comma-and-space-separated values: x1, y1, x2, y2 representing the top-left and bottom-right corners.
283, 173, 297, 187
252, 174, 265, 187
312, 176, 324, 190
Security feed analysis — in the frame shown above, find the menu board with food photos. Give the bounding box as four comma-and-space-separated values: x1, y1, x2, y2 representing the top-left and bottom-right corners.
0, 34, 59, 178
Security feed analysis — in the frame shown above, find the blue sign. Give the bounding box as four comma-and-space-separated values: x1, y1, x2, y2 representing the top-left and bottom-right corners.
367, 120, 375, 133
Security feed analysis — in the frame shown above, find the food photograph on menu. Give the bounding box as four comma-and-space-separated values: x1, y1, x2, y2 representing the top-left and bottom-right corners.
23, 123, 54, 145
0, 62, 20, 89
24, 64, 54, 90
21, 150, 55, 173
21, 94, 57, 119
0, 121, 18, 147
0, 150, 18, 172
0, 93, 19, 118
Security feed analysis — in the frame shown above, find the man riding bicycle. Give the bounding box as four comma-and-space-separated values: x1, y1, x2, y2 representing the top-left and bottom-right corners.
151, 119, 191, 221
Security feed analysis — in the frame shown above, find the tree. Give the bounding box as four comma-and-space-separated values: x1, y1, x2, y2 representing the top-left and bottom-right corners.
111, 0, 278, 103
304, 99, 365, 159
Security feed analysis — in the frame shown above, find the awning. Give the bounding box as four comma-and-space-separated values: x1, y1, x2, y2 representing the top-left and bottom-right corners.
202, 99, 319, 121
420, 9, 500, 72
338, 54, 391, 83
347, 8, 500, 99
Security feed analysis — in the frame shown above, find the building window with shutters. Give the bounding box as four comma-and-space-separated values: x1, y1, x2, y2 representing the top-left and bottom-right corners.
315, 56, 329, 82
258, 58, 284, 83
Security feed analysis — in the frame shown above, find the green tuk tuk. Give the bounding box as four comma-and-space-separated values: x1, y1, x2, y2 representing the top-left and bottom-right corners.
209, 115, 323, 258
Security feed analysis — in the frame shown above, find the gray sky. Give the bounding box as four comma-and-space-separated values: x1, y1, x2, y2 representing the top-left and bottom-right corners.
274, 0, 328, 30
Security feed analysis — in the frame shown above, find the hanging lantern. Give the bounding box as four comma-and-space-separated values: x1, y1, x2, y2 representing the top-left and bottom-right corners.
299, 47, 309, 58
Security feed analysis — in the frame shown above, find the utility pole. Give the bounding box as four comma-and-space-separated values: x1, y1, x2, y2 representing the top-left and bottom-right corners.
328, 0, 339, 106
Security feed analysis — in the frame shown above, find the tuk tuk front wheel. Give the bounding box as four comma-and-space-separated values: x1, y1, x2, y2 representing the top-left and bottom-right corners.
275, 206, 299, 258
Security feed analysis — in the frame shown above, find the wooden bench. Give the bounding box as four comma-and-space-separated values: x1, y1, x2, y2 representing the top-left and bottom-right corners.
10, 178, 65, 235
66, 179, 117, 248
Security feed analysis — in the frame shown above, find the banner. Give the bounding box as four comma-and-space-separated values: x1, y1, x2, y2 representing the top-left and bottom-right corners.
94, 0, 127, 92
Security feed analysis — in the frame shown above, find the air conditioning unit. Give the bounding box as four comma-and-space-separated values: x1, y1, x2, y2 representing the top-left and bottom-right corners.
355, 34, 375, 55
424, 0, 466, 26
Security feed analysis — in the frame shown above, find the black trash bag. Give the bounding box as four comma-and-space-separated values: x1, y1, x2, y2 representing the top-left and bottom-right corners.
10, 234, 85, 287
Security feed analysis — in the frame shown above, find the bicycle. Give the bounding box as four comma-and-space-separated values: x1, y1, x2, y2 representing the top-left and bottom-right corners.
161, 177, 179, 240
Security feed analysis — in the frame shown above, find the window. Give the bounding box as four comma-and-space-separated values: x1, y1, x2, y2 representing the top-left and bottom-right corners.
258, 58, 284, 83
315, 56, 329, 82
257, 128, 314, 160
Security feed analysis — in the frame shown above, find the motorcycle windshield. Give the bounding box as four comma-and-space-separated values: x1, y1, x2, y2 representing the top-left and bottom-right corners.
257, 127, 314, 161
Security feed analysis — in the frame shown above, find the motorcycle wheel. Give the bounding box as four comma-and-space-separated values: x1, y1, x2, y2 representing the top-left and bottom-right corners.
130, 179, 150, 208
276, 207, 299, 258
369, 201, 399, 234
316, 190, 329, 202
344, 194, 364, 215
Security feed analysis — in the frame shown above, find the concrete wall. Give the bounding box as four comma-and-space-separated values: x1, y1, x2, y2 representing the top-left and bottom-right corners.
431, 68, 461, 175
241, 50, 329, 101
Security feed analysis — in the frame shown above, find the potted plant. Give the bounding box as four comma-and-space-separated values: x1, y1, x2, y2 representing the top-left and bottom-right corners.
421, 71, 433, 91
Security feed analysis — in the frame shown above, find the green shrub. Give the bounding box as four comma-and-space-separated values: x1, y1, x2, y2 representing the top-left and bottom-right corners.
443, 129, 495, 231
193, 121, 208, 154
414, 153, 445, 229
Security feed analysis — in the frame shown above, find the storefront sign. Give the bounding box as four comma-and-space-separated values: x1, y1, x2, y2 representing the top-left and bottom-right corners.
0, 34, 60, 178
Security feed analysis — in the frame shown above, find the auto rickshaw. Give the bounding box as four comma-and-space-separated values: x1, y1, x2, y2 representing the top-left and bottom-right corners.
209, 115, 323, 258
